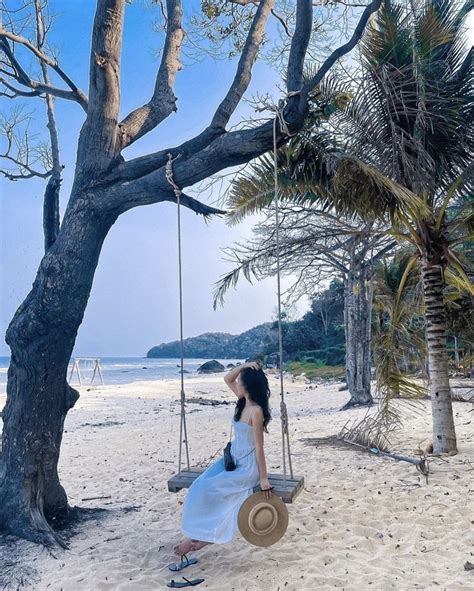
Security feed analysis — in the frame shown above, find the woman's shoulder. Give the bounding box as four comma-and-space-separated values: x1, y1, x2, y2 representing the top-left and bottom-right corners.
250, 405, 264, 423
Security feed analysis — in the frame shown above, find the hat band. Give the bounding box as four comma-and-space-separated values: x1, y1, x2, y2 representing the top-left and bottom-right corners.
248, 503, 278, 536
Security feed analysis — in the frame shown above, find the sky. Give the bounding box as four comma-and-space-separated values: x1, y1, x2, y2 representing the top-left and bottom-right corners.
0, 1, 307, 357
1, 2, 473, 358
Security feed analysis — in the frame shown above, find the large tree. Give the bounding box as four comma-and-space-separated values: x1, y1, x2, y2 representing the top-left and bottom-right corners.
0, 0, 383, 546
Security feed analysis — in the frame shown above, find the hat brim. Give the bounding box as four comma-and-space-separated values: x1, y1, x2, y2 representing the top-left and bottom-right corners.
238, 492, 289, 547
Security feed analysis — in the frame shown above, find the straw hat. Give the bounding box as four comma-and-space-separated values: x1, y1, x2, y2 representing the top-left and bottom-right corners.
238, 492, 288, 547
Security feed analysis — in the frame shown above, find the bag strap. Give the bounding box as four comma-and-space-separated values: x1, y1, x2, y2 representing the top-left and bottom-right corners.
230, 402, 259, 440
245, 404, 259, 428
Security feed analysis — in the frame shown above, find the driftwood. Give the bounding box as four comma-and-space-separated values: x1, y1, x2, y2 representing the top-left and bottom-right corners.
303, 408, 430, 481
187, 397, 231, 406
340, 438, 430, 480
450, 388, 473, 403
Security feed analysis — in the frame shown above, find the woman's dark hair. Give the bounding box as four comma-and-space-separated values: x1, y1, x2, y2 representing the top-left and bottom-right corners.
234, 367, 271, 431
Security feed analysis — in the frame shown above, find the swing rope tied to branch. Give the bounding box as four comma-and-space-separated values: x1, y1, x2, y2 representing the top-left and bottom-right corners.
167, 90, 298, 482
166, 153, 190, 473
269, 93, 299, 482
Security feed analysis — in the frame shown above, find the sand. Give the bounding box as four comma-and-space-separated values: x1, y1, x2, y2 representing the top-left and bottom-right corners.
0, 374, 473, 590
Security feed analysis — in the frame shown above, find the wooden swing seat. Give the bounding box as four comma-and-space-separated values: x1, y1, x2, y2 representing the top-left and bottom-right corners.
168, 469, 304, 504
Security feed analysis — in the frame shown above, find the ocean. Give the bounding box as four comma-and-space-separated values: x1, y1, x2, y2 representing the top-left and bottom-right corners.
0, 356, 244, 391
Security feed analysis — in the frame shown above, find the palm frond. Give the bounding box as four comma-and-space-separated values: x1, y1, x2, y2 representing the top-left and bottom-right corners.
213, 248, 270, 309
444, 262, 474, 295
373, 254, 428, 421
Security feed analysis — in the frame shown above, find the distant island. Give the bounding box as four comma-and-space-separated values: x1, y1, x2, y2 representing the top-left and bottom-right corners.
147, 282, 347, 365
147, 323, 275, 359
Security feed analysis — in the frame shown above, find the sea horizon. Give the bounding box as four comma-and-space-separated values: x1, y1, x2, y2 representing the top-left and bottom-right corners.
0, 356, 244, 392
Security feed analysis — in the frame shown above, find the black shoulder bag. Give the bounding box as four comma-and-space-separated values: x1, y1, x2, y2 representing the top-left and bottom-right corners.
224, 416, 255, 471
224, 419, 236, 471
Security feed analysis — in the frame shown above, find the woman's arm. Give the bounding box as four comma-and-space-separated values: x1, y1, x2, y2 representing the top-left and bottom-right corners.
251, 407, 272, 499
224, 361, 260, 398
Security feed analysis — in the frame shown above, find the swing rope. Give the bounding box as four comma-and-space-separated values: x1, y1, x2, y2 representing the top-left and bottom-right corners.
271, 96, 298, 482
166, 153, 190, 473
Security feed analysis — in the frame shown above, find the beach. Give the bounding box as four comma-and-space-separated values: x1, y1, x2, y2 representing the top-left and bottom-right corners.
1, 374, 473, 590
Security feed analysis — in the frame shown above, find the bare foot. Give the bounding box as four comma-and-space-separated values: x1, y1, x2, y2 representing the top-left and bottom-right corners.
174, 538, 194, 556
190, 540, 210, 552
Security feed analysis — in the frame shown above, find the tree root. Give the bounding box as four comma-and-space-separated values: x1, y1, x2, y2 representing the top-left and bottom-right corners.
340, 398, 374, 411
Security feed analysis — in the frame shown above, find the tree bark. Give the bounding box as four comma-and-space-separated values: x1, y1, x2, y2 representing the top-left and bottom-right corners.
0, 194, 117, 545
421, 260, 457, 454
342, 258, 374, 410
43, 174, 61, 251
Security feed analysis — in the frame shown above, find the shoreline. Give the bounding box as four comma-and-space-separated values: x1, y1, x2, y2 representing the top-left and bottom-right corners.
1, 375, 473, 590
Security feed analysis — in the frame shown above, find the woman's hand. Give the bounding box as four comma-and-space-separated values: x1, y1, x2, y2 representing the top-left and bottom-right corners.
244, 361, 261, 371
226, 361, 261, 396
260, 478, 273, 499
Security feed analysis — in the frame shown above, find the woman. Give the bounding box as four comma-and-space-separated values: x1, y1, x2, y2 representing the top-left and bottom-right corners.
174, 361, 273, 556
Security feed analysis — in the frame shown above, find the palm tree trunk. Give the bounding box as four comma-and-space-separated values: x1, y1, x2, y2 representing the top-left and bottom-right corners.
421, 260, 457, 454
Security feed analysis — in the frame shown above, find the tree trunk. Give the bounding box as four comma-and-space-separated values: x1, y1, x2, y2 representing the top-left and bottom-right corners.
421, 260, 457, 454
0, 194, 116, 545
342, 261, 374, 410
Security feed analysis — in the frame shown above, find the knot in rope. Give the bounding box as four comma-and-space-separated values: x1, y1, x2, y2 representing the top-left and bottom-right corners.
258, 90, 301, 138
166, 153, 182, 199
280, 400, 289, 433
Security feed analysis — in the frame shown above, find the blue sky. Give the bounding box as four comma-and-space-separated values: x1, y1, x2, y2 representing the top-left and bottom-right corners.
0, 1, 303, 357
2, 2, 472, 358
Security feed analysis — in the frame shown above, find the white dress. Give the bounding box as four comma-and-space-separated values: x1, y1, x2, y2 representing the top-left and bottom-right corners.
181, 418, 259, 543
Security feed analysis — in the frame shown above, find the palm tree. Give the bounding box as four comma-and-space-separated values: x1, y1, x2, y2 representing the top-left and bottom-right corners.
223, 0, 473, 453
346, 0, 473, 453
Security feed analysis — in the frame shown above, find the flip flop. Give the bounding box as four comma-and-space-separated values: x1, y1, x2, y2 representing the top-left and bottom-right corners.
167, 577, 205, 588
168, 554, 199, 572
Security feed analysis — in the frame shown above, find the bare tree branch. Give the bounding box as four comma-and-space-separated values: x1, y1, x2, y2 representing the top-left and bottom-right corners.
0, 76, 41, 98
34, 0, 62, 251
0, 29, 88, 110
300, 0, 382, 100
99, 126, 225, 185
0, 160, 51, 180
271, 8, 291, 37
166, 192, 226, 217
210, 0, 275, 129
227, 0, 259, 5
118, 0, 184, 149
0, 108, 53, 180
104, 0, 314, 188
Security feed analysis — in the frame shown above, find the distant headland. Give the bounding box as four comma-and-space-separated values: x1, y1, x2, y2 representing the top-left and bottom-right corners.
147, 323, 274, 359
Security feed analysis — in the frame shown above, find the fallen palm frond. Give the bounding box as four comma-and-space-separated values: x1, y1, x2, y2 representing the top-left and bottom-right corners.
303, 409, 430, 479
338, 407, 430, 477
337, 410, 398, 453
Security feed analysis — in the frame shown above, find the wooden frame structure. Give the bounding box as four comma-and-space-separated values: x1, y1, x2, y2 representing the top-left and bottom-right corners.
68, 357, 104, 386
